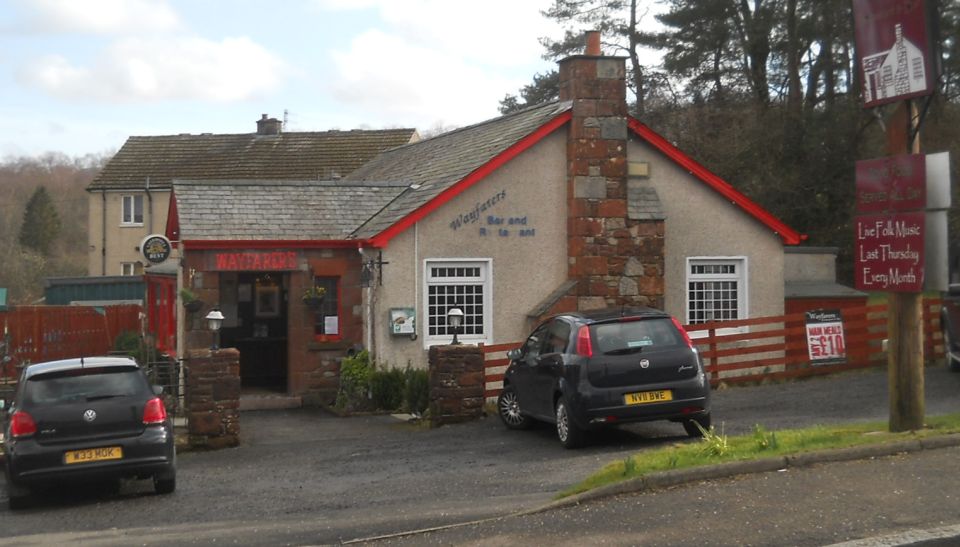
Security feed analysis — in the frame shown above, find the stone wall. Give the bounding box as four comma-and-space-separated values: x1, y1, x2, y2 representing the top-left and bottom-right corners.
185, 348, 240, 449
428, 345, 484, 427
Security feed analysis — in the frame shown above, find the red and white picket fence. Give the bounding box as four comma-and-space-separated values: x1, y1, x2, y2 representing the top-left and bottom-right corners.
482, 299, 944, 400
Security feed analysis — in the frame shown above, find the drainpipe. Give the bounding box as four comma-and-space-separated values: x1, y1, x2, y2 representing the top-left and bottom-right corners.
146, 177, 153, 233
360, 247, 373, 354
101, 188, 107, 276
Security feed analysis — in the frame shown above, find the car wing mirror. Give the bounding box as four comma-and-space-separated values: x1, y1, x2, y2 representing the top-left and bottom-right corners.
152, 385, 164, 396
506, 348, 522, 360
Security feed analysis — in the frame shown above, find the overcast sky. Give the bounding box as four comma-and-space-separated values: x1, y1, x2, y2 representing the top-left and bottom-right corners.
0, 0, 571, 159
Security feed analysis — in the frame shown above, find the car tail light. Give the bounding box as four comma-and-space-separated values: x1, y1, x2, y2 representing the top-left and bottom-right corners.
575, 325, 593, 357
143, 397, 167, 425
10, 411, 37, 438
671, 317, 694, 349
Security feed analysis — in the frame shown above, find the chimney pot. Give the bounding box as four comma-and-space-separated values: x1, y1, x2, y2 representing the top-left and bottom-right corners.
585, 31, 601, 56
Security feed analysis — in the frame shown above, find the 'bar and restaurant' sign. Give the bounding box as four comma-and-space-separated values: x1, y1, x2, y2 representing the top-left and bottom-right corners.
208, 251, 300, 271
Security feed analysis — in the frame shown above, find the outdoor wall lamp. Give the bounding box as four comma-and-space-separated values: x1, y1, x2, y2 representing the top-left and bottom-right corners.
205, 308, 225, 350
447, 307, 464, 345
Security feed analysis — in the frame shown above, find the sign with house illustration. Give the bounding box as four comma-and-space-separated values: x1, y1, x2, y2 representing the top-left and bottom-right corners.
853, 0, 938, 108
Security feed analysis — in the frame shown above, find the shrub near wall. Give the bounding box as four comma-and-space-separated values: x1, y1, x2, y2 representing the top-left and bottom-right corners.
334, 350, 430, 415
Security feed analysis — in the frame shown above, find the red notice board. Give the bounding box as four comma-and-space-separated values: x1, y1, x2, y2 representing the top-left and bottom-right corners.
855, 212, 924, 292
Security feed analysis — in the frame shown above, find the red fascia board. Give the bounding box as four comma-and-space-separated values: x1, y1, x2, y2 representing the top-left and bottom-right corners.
165, 190, 180, 246
628, 118, 806, 245
181, 239, 367, 250
369, 111, 573, 248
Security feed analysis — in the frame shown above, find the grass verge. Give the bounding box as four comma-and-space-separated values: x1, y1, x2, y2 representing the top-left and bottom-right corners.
559, 413, 960, 499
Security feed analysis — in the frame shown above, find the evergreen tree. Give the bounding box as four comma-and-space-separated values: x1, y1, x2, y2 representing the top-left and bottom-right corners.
18, 185, 62, 256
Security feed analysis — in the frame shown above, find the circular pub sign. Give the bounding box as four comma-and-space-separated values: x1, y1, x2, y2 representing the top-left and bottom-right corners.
140, 234, 172, 264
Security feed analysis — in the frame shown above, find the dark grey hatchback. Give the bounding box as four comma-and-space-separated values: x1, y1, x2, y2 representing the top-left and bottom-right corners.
2, 357, 176, 509
498, 307, 711, 448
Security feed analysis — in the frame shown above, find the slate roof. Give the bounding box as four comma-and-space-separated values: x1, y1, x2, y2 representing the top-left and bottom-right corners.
173, 180, 408, 240
89, 129, 417, 191
348, 101, 572, 240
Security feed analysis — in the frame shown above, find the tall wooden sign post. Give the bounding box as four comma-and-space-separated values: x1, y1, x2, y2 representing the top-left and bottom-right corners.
852, 0, 940, 432
885, 102, 924, 432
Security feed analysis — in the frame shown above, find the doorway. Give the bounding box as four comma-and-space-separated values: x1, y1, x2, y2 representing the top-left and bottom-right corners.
218, 272, 289, 391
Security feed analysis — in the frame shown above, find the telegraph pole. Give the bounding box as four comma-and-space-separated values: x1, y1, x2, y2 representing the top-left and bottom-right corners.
886, 101, 925, 432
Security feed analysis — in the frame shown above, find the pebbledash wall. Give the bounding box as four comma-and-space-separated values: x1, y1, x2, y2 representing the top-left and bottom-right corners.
88, 188, 177, 276
367, 130, 569, 368
632, 139, 786, 323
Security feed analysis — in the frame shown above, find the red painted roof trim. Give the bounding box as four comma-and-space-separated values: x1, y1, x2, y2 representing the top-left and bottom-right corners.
165, 189, 180, 247
628, 118, 806, 245
368, 111, 573, 248
181, 239, 366, 250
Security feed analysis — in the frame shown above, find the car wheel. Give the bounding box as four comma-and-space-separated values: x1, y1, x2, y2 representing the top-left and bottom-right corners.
154, 470, 176, 495
497, 385, 531, 430
944, 325, 960, 372
683, 413, 712, 438
555, 397, 585, 449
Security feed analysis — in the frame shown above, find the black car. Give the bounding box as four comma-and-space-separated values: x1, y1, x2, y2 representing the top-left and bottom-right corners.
2, 356, 176, 509
498, 307, 711, 448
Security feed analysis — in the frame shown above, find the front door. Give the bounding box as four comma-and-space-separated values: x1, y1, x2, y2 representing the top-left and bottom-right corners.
218, 272, 289, 391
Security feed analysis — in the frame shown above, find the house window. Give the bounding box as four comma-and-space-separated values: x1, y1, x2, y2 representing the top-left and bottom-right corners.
312, 276, 340, 338
687, 258, 746, 325
425, 260, 491, 345
122, 195, 144, 225
121, 262, 143, 276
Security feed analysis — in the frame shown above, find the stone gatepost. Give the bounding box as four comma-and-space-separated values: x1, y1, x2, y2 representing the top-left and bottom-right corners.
428, 345, 484, 427
185, 348, 240, 449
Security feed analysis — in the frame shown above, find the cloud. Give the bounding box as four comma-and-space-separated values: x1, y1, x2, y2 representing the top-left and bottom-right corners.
20, 36, 289, 103
323, 0, 558, 127
330, 30, 524, 126
320, 0, 555, 67
17, 0, 182, 34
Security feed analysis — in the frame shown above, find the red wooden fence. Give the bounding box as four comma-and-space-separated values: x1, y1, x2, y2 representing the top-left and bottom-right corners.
0, 305, 143, 379
481, 299, 944, 400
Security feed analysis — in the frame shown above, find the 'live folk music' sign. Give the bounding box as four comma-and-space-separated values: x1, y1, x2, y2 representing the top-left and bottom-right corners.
854, 154, 925, 292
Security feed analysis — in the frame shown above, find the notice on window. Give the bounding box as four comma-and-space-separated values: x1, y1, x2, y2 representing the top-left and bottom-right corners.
324, 316, 339, 335
805, 310, 847, 365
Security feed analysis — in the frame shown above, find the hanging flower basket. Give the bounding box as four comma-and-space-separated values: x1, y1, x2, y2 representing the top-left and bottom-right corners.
303, 296, 325, 310
302, 285, 327, 310
184, 299, 204, 313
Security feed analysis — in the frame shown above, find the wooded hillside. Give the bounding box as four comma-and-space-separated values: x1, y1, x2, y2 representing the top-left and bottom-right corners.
0, 153, 108, 303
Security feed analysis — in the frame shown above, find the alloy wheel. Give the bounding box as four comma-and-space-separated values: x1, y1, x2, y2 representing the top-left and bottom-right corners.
499, 390, 525, 427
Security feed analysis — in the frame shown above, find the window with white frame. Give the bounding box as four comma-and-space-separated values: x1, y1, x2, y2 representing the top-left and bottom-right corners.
425, 260, 491, 345
121, 262, 142, 276
686, 258, 746, 325
121, 195, 144, 225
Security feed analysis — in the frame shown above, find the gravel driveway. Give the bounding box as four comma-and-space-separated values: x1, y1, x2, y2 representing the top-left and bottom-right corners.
1, 365, 959, 545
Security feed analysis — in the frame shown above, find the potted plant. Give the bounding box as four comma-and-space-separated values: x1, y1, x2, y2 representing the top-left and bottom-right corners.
179, 288, 203, 313
302, 285, 327, 310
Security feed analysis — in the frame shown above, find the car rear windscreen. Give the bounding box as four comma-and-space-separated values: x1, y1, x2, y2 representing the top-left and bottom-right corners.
25, 368, 147, 405
591, 318, 685, 355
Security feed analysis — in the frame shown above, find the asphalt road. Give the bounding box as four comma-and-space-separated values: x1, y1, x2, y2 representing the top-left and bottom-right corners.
1, 365, 959, 546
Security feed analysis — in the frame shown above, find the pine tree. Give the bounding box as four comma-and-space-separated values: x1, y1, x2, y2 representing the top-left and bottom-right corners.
19, 186, 62, 256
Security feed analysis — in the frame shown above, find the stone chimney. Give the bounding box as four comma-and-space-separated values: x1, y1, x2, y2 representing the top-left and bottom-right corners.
256, 113, 282, 135
560, 31, 665, 310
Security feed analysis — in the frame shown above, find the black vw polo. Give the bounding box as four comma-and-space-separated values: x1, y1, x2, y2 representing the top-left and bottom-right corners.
2, 356, 176, 509
498, 307, 711, 448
